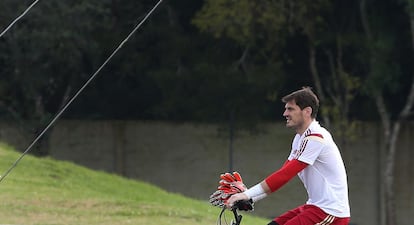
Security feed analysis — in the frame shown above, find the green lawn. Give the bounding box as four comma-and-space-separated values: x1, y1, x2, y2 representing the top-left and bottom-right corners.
0, 143, 267, 225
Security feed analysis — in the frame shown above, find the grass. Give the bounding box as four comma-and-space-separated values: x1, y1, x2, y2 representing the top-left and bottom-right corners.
0, 143, 268, 225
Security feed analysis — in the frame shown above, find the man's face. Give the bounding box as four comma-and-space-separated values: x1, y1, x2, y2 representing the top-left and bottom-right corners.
283, 100, 305, 131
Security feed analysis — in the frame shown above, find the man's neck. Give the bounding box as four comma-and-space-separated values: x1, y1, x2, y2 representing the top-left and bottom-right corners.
296, 119, 314, 135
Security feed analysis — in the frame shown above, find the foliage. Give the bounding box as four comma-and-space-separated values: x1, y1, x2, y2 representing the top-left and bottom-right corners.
193, 0, 287, 49
193, 0, 363, 141
0, 0, 412, 123
0, 0, 112, 119
0, 0, 114, 154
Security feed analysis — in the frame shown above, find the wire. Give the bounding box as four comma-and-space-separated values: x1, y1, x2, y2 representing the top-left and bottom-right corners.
0, 0, 164, 183
217, 208, 226, 225
0, 0, 41, 38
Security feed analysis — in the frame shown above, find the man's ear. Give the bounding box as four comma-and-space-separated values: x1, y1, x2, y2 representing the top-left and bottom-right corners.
303, 106, 312, 117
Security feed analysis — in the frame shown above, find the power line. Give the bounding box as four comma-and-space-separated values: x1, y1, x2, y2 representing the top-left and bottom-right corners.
0, 0, 164, 183
0, 0, 41, 38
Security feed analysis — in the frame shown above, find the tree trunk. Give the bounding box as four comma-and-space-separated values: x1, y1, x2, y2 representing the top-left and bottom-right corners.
377, 96, 396, 225
308, 44, 330, 128
360, 0, 396, 224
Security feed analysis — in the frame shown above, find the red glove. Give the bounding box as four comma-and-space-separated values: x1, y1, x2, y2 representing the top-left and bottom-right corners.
209, 172, 247, 207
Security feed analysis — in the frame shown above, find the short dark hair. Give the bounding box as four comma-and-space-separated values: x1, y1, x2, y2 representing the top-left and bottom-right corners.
282, 87, 319, 118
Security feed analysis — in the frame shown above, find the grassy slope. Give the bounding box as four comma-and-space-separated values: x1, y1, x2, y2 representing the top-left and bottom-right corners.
0, 143, 267, 225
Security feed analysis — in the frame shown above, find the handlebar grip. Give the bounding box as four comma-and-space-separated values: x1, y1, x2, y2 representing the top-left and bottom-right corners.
233, 199, 254, 211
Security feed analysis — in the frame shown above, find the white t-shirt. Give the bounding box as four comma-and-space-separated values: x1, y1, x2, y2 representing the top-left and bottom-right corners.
288, 120, 350, 217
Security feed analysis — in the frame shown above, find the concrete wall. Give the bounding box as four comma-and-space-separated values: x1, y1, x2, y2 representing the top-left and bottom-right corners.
0, 120, 413, 225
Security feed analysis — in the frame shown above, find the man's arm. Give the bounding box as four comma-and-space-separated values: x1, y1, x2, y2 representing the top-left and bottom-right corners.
226, 159, 308, 207
264, 159, 308, 192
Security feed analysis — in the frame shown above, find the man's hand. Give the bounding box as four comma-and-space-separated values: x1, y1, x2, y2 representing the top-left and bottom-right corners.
226, 192, 249, 208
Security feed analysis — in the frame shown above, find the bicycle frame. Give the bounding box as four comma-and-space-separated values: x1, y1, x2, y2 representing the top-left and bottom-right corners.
231, 207, 243, 225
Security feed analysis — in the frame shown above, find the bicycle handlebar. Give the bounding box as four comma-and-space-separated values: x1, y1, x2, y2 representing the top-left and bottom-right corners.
218, 200, 253, 225
232, 199, 254, 211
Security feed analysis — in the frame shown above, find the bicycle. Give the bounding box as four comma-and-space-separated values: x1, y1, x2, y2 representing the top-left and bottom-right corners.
216, 200, 253, 225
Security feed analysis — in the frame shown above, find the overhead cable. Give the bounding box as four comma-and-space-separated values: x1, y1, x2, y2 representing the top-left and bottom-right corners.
0, 0, 41, 38
0, 0, 164, 183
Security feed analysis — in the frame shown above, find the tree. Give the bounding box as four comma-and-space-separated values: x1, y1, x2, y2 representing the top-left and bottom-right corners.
359, 0, 414, 224
193, 2, 413, 224
193, 0, 362, 139
279, 0, 363, 139
0, 0, 113, 155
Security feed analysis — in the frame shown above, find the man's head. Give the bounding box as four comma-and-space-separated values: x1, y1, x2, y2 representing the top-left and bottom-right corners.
281, 87, 319, 133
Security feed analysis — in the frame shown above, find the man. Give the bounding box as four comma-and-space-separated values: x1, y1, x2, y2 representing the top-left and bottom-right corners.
227, 87, 351, 225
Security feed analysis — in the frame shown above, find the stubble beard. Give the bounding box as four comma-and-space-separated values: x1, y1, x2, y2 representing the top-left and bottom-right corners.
285, 118, 304, 133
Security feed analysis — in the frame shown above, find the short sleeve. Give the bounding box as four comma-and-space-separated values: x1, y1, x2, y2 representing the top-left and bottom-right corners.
294, 134, 325, 165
